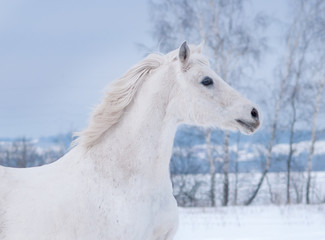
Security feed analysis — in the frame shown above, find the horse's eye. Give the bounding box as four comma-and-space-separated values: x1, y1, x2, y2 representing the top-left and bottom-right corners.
201, 77, 214, 87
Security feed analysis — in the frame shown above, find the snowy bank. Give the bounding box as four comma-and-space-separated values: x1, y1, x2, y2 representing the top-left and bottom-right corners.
175, 204, 325, 240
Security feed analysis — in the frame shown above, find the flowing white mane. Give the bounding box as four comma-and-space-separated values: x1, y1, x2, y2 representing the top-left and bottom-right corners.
74, 53, 165, 149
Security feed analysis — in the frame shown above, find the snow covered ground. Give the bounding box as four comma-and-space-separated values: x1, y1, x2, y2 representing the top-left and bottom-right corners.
175, 205, 325, 240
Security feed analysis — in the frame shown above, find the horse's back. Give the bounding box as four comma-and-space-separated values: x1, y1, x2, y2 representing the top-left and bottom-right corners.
0, 155, 68, 198
0, 148, 88, 239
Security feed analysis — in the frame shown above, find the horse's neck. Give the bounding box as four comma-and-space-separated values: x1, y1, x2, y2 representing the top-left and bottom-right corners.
89, 70, 178, 185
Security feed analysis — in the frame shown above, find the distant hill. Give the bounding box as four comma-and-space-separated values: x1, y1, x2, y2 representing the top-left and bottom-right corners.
1, 127, 324, 172
171, 125, 325, 173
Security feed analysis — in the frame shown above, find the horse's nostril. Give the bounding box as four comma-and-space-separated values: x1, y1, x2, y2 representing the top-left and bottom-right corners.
251, 108, 259, 120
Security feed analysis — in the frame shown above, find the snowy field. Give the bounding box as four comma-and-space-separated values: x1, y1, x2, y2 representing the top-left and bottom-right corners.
175, 205, 325, 240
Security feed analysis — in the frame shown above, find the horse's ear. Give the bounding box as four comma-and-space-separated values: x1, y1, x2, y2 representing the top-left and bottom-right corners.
179, 41, 190, 64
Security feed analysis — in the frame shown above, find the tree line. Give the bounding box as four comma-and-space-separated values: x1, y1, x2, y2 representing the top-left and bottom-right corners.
0, 135, 71, 168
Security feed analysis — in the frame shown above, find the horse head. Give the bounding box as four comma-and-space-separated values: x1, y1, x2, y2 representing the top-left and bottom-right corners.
168, 41, 260, 134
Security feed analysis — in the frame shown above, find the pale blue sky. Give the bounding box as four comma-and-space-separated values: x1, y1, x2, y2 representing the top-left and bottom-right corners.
0, 0, 297, 138
0, 0, 153, 138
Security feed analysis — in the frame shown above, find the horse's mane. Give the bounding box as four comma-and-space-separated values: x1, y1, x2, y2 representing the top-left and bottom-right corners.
74, 53, 165, 149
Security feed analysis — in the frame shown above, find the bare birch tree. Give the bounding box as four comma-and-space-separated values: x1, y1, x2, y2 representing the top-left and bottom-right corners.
245, 33, 291, 205
205, 129, 216, 206
233, 132, 241, 205
303, 0, 325, 204
283, 4, 313, 204
245, 0, 321, 205
306, 78, 325, 204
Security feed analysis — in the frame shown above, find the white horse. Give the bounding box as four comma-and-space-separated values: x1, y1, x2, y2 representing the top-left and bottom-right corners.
0, 42, 260, 240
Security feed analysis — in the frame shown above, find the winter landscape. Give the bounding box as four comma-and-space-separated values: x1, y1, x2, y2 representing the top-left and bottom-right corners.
1, 129, 325, 239
1, 0, 325, 239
